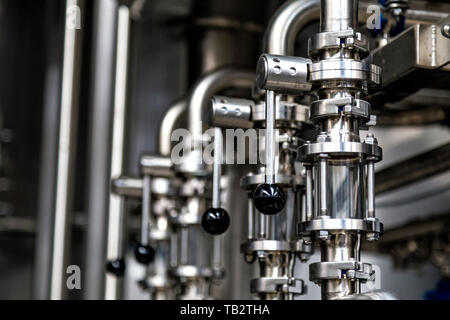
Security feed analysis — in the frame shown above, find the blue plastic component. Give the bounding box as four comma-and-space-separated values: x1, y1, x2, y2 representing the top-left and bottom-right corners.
425, 278, 450, 300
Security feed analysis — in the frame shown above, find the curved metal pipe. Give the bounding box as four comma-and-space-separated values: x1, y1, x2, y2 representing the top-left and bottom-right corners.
188, 68, 254, 142
264, 0, 320, 55
265, 0, 448, 57
158, 99, 187, 156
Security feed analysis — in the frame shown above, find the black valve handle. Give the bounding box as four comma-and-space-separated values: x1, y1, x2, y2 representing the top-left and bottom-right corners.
253, 183, 286, 215
202, 207, 230, 235
134, 244, 155, 265
106, 258, 126, 277
202, 127, 230, 235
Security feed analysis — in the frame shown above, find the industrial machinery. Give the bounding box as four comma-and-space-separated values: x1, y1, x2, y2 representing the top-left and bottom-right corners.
1, 0, 450, 301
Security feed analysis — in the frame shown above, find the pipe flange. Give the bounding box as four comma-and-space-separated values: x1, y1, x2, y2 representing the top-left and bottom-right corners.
308, 30, 370, 59
310, 97, 371, 123
240, 173, 303, 190
309, 59, 381, 86
297, 141, 382, 162
252, 101, 310, 126
298, 218, 383, 234
250, 277, 305, 295
309, 261, 374, 284
241, 239, 312, 254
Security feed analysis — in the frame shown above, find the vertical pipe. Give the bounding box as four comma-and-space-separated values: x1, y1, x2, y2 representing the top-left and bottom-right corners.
319, 157, 328, 216
212, 127, 223, 269
49, 0, 84, 300
367, 161, 375, 218
213, 236, 222, 268
180, 227, 189, 265
247, 197, 254, 240
85, 0, 119, 300
141, 175, 151, 246
305, 165, 313, 221
212, 127, 222, 209
34, 0, 65, 300
258, 212, 266, 239
104, 5, 131, 300
320, 0, 357, 32
170, 233, 178, 268
265, 90, 276, 184
285, 189, 295, 241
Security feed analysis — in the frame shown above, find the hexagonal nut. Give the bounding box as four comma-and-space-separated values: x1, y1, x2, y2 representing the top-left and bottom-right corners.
257, 251, 268, 260
317, 132, 329, 143
364, 133, 378, 145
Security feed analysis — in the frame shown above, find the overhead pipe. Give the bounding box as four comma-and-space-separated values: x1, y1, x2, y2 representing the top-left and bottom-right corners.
265, 0, 448, 58
264, 0, 320, 55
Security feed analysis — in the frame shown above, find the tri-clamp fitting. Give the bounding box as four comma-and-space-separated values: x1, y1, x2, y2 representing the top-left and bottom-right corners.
254, 0, 384, 300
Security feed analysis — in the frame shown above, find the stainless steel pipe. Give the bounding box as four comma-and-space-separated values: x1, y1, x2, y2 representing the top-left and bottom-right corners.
264, 0, 320, 55
188, 68, 254, 145
104, 5, 131, 300
320, 0, 357, 32
85, 0, 119, 300
49, 0, 84, 300
158, 100, 187, 157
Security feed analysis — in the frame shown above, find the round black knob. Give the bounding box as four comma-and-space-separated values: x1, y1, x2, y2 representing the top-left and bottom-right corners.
201, 207, 230, 235
134, 244, 155, 264
106, 258, 125, 277
253, 184, 286, 215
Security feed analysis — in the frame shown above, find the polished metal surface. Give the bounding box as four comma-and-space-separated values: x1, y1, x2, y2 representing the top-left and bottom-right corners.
187, 68, 254, 144
207, 96, 253, 129
140, 155, 174, 177
49, 0, 84, 300
32, 0, 450, 302
158, 99, 187, 156
105, 4, 131, 300
264, 0, 320, 55
320, 0, 357, 32
265, 90, 276, 182
256, 54, 312, 93
85, 0, 119, 300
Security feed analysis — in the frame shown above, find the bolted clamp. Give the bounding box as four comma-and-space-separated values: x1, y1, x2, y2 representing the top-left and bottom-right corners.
309, 261, 375, 284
